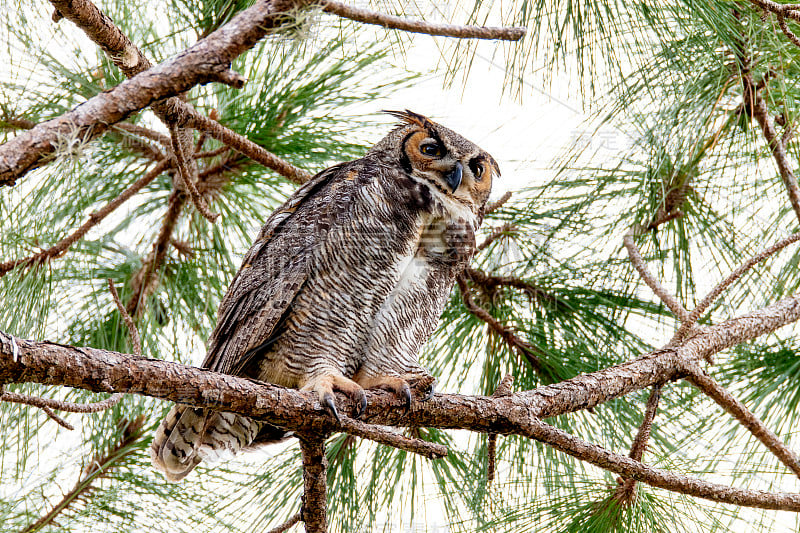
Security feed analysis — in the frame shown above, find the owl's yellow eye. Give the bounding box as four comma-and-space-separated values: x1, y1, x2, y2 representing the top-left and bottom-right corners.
419, 141, 442, 157
469, 158, 484, 180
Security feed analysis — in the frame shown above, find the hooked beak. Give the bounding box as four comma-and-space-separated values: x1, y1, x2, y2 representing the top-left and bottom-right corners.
443, 161, 463, 193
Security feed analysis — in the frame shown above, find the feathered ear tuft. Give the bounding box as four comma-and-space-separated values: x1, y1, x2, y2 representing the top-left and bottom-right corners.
383, 109, 435, 130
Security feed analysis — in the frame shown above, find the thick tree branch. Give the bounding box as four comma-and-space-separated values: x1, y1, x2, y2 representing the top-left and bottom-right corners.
3, 297, 800, 426
0, 0, 310, 186
3, 297, 800, 511
319, 1, 526, 41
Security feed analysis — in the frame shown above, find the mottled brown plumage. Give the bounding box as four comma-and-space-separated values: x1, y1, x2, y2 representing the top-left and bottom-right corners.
151, 110, 497, 481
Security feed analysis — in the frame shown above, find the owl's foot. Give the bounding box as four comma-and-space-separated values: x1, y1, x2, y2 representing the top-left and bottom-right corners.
356, 374, 436, 408
301, 374, 367, 422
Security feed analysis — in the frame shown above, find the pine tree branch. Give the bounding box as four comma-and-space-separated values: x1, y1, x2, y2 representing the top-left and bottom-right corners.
487, 374, 514, 484
126, 189, 186, 317
745, 1, 800, 24
675, 231, 800, 339
51, 0, 309, 186
336, 416, 447, 459
299, 434, 328, 533
185, 109, 312, 184
485, 191, 512, 215
463, 267, 559, 306
684, 364, 800, 479
2, 297, 799, 428
523, 413, 800, 511
4, 297, 800, 510
623, 228, 691, 323
0, 158, 172, 278
17, 416, 145, 533
319, 1, 526, 40
0, 0, 311, 186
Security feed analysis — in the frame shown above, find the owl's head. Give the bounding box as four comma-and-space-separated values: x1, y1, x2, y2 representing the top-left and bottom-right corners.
371, 110, 499, 214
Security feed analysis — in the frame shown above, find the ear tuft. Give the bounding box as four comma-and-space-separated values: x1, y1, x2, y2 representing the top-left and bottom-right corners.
382, 109, 435, 130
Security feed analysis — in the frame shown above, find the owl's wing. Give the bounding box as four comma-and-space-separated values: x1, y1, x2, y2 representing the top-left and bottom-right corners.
200, 162, 356, 376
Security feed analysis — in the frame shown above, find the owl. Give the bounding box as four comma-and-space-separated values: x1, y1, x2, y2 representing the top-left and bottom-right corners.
151, 110, 498, 481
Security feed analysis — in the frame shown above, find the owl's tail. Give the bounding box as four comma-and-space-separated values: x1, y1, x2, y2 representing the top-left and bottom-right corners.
150, 405, 267, 482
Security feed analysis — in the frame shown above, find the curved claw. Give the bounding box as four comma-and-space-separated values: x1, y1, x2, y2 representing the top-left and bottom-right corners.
354, 389, 367, 418
323, 393, 341, 423
420, 382, 435, 402
401, 383, 412, 409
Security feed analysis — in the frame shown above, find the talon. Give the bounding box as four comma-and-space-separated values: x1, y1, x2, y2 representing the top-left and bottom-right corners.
323, 393, 340, 423
402, 383, 412, 409
421, 382, 435, 402
356, 393, 367, 418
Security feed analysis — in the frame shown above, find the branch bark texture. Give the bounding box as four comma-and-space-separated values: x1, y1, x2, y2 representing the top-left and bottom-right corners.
0, 0, 309, 186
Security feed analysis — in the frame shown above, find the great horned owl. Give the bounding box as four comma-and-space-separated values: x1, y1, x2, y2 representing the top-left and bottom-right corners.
151, 110, 498, 481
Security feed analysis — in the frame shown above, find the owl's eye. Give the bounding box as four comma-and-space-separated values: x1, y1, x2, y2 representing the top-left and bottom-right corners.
419, 141, 443, 157
469, 158, 484, 180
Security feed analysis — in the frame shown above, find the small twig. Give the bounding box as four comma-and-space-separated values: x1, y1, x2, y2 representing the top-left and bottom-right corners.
487, 374, 514, 484
740, 69, 800, 224
320, 1, 526, 40
675, 231, 800, 339
685, 364, 800, 479
106, 279, 141, 357
646, 210, 683, 231
476, 223, 517, 251
337, 416, 447, 459
457, 275, 545, 375
168, 124, 219, 223
193, 145, 230, 160
464, 267, 556, 306
0, 158, 172, 278
0, 389, 121, 415
266, 512, 301, 533
779, 13, 800, 45
299, 434, 328, 533
113, 123, 171, 149
485, 191, 513, 215
623, 228, 691, 323
614, 384, 662, 506
39, 406, 75, 430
